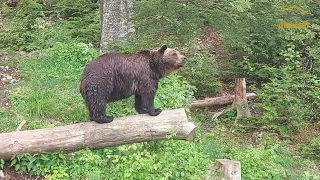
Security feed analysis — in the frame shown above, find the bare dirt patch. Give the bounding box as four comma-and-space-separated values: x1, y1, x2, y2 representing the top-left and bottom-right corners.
0, 52, 9, 61
291, 123, 320, 145
1, 165, 44, 180
198, 27, 229, 63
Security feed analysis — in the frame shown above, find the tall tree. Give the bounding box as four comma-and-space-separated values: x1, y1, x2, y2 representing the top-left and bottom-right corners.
99, 0, 134, 53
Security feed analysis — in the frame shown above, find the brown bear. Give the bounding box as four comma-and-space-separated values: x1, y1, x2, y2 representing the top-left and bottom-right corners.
80, 45, 186, 123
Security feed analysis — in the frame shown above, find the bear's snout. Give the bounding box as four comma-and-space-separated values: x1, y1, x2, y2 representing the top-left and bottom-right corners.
175, 55, 186, 68
179, 55, 186, 64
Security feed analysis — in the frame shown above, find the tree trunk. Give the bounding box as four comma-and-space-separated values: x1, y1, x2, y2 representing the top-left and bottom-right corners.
191, 93, 257, 108
0, 108, 195, 160
99, 0, 134, 53
234, 78, 252, 120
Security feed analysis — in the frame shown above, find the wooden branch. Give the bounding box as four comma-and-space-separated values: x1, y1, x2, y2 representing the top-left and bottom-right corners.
0, 108, 195, 160
211, 105, 235, 120
191, 93, 257, 108
16, 120, 27, 131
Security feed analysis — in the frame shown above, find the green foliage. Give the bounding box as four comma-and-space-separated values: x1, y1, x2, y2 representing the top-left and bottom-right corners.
45, 166, 69, 180
67, 149, 105, 179
0, 159, 4, 170
132, 0, 210, 48
0, 0, 100, 52
230, 147, 287, 180
178, 48, 222, 97
49, 0, 98, 19
257, 44, 320, 136
302, 171, 320, 180
16, 0, 45, 30
300, 138, 320, 160
43, 140, 215, 179
10, 152, 67, 177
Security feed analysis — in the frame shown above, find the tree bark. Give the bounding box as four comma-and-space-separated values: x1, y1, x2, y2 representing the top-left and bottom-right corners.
234, 78, 252, 120
191, 93, 257, 108
99, 0, 134, 53
0, 108, 195, 160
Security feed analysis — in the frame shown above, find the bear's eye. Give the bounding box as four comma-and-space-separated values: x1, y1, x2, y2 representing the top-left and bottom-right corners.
172, 52, 177, 56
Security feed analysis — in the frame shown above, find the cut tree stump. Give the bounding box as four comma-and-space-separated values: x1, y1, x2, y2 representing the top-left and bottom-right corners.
215, 159, 241, 180
205, 159, 241, 180
0, 108, 195, 160
191, 93, 257, 108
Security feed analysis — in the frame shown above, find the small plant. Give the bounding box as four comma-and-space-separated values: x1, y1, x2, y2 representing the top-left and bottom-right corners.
10, 152, 67, 177
45, 166, 69, 180
0, 159, 4, 170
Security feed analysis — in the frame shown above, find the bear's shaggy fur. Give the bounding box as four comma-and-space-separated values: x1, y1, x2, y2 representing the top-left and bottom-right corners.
80, 45, 186, 123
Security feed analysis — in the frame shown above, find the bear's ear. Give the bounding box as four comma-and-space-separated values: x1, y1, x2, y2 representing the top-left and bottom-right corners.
139, 50, 151, 56
158, 45, 167, 54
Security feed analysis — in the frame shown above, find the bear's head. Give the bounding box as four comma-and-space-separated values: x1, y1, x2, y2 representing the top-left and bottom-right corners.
154, 45, 186, 77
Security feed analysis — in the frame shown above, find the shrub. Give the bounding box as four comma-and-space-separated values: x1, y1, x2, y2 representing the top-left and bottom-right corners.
44, 140, 213, 180
10, 152, 67, 177
0, 0, 100, 52
257, 45, 320, 136
178, 48, 222, 97
300, 138, 320, 160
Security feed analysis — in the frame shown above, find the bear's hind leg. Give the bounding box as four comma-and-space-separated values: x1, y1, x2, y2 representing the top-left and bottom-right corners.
90, 100, 114, 123
84, 84, 114, 123
139, 92, 162, 116
135, 94, 148, 114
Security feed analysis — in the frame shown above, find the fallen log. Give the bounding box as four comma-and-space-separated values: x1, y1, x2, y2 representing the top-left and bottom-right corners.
191, 93, 258, 108
0, 108, 195, 160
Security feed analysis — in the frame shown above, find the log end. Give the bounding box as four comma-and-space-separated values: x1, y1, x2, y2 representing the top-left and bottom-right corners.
185, 123, 196, 141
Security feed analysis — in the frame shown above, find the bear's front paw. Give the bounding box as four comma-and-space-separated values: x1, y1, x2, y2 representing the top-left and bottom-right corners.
94, 116, 114, 124
148, 108, 162, 116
